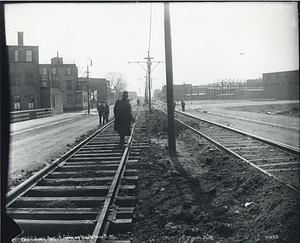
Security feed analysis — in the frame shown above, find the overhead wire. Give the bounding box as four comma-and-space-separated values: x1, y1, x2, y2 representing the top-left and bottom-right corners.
148, 3, 152, 53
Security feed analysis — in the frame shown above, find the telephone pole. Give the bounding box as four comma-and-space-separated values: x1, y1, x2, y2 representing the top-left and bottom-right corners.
128, 53, 163, 113
145, 51, 153, 113
86, 57, 92, 114
164, 2, 176, 154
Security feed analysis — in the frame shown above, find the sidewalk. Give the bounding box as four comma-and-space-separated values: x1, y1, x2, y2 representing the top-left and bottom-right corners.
10, 108, 99, 134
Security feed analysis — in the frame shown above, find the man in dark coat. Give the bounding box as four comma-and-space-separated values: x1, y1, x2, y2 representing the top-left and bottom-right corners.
181, 100, 185, 111
103, 101, 109, 124
97, 102, 105, 125
114, 91, 135, 147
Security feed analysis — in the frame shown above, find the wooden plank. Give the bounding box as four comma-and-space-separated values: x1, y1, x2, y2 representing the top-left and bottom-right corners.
67, 157, 122, 162
116, 196, 136, 207
24, 186, 110, 197
7, 207, 99, 220
122, 175, 138, 183
10, 196, 106, 208
258, 162, 300, 167
265, 168, 300, 172
39, 177, 114, 186
57, 165, 119, 171
47, 171, 117, 178
73, 152, 124, 157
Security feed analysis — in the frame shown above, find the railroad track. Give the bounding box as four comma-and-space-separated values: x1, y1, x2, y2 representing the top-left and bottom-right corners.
6, 107, 149, 242
156, 105, 300, 193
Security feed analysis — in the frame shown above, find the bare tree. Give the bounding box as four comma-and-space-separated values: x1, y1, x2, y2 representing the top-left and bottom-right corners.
106, 72, 127, 98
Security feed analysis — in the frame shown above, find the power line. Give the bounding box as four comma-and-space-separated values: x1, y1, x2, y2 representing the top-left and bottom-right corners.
148, 3, 152, 53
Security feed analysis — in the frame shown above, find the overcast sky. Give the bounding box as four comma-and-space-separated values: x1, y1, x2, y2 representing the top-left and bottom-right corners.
5, 2, 299, 96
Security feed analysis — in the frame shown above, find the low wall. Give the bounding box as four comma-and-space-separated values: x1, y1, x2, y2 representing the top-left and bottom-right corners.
10, 108, 53, 123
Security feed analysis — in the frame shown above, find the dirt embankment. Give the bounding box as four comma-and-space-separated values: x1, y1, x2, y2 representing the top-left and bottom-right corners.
128, 109, 300, 243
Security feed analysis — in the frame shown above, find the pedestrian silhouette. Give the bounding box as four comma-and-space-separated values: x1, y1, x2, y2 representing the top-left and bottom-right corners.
181, 100, 185, 111
103, 101, 109, 124
114, 91, 135, 148
97, 102, 105, 125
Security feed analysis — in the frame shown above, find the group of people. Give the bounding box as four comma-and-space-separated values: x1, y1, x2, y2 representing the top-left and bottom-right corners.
97, 91, 135, 148
174, 100, 186, 112
96, 101, 110, 125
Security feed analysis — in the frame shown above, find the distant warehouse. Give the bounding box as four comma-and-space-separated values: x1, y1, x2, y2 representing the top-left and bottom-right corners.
262, 70, 299, 100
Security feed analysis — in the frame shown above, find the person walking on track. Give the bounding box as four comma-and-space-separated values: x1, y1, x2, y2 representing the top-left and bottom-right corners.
103, 101, 110, 124
97, 102, 105, 125
114, 91, 135, 148
181, 100, 185, 111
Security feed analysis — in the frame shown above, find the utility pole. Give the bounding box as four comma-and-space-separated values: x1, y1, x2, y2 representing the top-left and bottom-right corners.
145, 51, 153, 113
86, 58, 92, 114
164, 2, 176, 154
128, 54, 163, 113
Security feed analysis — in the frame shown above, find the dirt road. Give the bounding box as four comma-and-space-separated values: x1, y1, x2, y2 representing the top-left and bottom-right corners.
8, 109, 101, 184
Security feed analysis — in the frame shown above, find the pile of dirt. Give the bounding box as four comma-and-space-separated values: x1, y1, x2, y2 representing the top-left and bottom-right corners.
127, 109, 300, 243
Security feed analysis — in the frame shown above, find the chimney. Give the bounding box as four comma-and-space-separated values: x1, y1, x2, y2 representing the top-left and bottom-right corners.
18, 32, 24, 46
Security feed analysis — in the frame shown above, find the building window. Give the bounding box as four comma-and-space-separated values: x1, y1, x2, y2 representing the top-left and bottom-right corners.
66, 80, 73, 90
12, 73, 20, 86
14, 50, 19, 62
25, 73, 34, 85
28, 95, 34, 109
66, 67, 72, 75
26, 50, 32, 62
52, 68, 57, 75
67, 94, 73, 104
42, 68, 48, 76
13, 96, 21, 110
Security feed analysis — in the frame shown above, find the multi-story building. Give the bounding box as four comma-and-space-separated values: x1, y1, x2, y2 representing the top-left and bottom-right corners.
8, 32, 40, 111
39, 57, 65, 114
162, 83, 193, 102
78, 77, 111, 106
40, 56, 79, 111
192, 85, 207, 95
263, 70, 299, 100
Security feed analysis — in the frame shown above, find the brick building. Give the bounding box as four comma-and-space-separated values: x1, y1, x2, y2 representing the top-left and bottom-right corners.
42, 57, 79, 111
8, 32, 40, 111
39, 57, 67, 114
78, 77, 111, 106
162, 83, 192, 102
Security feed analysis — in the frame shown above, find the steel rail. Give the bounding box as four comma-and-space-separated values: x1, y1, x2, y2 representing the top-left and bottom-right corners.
7, 106, 141, 242
177, 110, 300, 156
6, 120, 114, 207
158, 108, 300, 194
155, 103, 299, 156
90, 108, 141, 243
